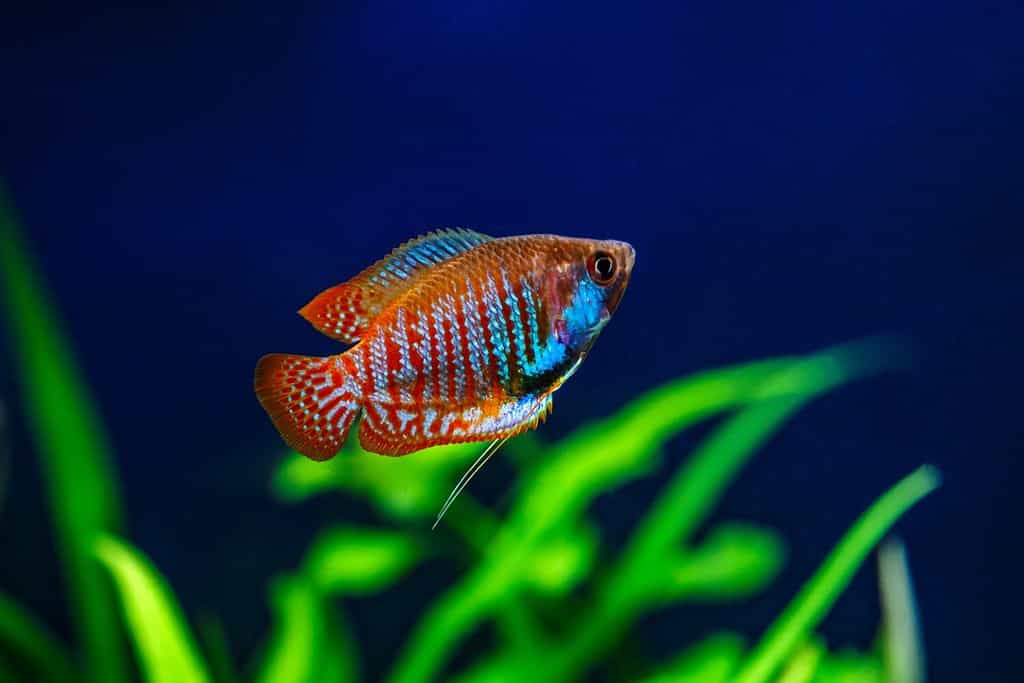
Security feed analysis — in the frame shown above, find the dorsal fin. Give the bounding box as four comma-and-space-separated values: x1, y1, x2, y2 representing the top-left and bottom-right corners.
299, 228, 492, 343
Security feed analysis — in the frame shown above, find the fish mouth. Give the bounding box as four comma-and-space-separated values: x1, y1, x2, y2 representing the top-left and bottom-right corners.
621, 242, 636, 272
598, 240, 634, 317
604, 240, 636, 274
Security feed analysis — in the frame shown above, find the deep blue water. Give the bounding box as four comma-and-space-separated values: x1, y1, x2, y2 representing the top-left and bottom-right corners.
1, 1, 1022, 680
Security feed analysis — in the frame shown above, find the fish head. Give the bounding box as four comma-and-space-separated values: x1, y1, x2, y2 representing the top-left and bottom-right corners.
585, 238, 635, 319
545, 236, 635, 351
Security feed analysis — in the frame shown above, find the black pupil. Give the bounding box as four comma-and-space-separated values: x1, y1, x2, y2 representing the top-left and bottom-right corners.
595, 256, 614, 279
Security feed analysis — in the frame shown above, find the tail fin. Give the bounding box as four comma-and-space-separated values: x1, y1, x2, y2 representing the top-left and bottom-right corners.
254, 353, 362, 460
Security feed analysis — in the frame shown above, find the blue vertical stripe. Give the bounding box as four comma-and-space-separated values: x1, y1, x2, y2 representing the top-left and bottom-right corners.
431, 300, 448, 401
446, 293, 466, 401
484, 274, 510, 384
502, 271, 528, 373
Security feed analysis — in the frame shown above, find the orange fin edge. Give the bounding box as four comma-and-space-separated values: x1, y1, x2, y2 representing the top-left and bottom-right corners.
298, 283, 368, 344
254, 353, 362, 460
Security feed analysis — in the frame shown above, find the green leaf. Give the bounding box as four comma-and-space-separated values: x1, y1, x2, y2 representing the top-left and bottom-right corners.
813, 651, 884, 683
621, 346, 885, 575
523, 525, 598, 595
660, 523, 784, 601
256, 575, 356, 683
389, 347, 887, 683
511, 357, 800, 532
0, 659, 24, 683
196, 614, 241, 683
777, 639, 826, 683
273, 441, 483, 519
93, 535, 210, 683
527, 349, 884, 683
0, 186, 127, 682
730, 466, 940, 683
303, 527, 422, 595
0, 591, 77, 682
877, 539, 924, 683
450, 651, 531, 683
640, 632, 745, 683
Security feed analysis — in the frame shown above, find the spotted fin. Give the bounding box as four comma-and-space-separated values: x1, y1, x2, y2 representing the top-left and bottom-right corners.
254, 353, 362, 461
357, 393, 553, 456
299, 228, 493, 344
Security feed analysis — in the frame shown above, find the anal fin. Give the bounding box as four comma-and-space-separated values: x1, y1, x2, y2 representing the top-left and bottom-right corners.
357, 393, 553, 456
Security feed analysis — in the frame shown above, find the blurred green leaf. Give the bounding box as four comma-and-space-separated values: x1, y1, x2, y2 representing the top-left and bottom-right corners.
878, 539, 924, 683
451, 650, 531, 683
523, 525, 598, 595
197, 614, 240, 683
0, 665, 17, 683
813, 651, 883, 683
659, 523, 784, 601
274, 441, 483, 520
390, 348, 887, 683
303, 527, 422, 596
94, 535, 210, 683
731, 466, 940, 683
777, 639, 826, 683
511, 357, 800, 532
640, 632, 745, 683
621, 346, 884, 578
0, 591, 77, 683
256, 575, 356, 683
0, 186, 128, 683
530, 349, 881, 683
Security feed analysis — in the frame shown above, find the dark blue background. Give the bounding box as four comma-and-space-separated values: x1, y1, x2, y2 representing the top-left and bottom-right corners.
2, 1, 1022, 680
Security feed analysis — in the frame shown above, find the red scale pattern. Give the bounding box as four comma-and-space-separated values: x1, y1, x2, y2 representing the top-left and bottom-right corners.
255, 232, 630, 460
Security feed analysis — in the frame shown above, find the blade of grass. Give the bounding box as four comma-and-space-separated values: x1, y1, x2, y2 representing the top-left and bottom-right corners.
197, 615, 241, 683
256, 575, 356, 683
878, 539, 925, 683
730, 466, 940, 683
0, 591, 78, 683
0, 185, 127, 682
812, 651, 884, 683
775, 639, 825, 683
532, 347, 888, 682
639, 633, 745, 683
94, 535, 210, 683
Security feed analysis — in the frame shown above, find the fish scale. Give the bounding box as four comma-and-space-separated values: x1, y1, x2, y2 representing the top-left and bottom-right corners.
255, 229, 634, 460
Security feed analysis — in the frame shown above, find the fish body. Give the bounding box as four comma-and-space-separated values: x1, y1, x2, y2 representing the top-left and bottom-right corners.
255, 229, 634, 460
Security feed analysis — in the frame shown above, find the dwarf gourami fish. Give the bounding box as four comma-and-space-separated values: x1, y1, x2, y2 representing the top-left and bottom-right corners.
255, 229, 634, 521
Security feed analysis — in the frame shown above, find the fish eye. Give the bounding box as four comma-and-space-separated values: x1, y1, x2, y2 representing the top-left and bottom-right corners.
587, 251, 617, 285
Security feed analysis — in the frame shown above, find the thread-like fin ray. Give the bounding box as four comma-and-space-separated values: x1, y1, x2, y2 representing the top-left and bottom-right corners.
432, 436, 511, 530
300, 228, 492, 343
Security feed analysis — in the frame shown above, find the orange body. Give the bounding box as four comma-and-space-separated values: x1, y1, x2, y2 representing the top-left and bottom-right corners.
255, 229, 634, 460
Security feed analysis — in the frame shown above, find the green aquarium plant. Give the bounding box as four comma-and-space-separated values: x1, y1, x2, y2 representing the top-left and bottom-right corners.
0, 187, 936, 683
0, 187, 128, 683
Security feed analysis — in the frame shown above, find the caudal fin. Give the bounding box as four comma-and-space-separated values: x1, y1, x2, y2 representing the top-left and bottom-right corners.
254, 353, 361, 460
